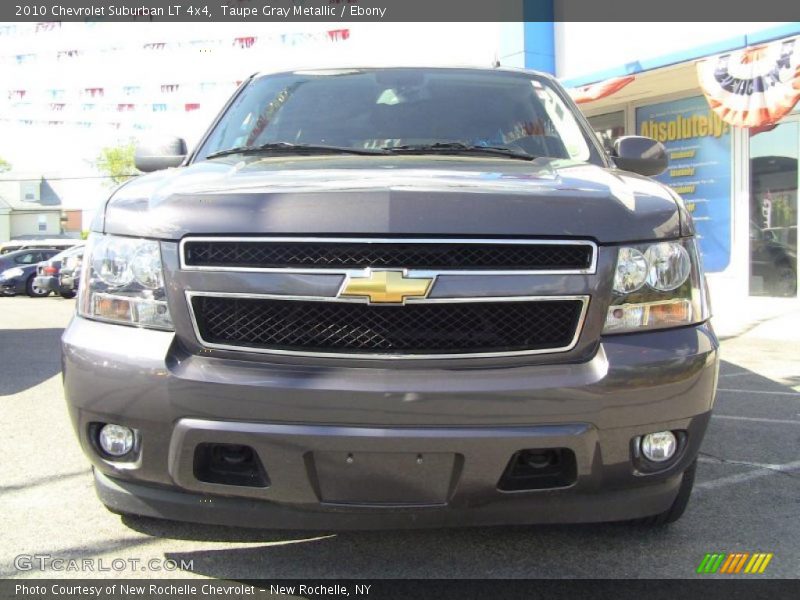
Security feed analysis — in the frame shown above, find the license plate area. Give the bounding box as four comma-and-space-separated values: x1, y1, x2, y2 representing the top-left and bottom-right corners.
311, 451, 458, 506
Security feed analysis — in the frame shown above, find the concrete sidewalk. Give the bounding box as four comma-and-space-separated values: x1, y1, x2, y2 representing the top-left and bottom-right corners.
711, 295, 800, 341
712, 295, 800, 394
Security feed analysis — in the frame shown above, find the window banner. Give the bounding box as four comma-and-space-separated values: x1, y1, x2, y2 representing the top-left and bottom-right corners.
636, 95, 732, 272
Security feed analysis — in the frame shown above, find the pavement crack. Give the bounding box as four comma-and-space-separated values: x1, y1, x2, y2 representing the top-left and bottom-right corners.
698, 451, 800, 481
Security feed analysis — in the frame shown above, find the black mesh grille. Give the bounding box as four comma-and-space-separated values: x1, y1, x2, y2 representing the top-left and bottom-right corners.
183, 240, 593, 271
191, 296, 584, 355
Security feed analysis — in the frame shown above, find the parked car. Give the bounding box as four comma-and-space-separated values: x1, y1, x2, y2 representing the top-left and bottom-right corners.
0, 238, 82, 255
750, 222, 797, 297
63, 67, 718, 529
34, 245, 85, 298
0, 248, 61, 296
58, 251, 83, 299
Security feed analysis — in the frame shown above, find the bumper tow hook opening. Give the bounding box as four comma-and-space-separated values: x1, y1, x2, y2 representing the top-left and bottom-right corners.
498, 448, 577, 492
193, 443, 270, 488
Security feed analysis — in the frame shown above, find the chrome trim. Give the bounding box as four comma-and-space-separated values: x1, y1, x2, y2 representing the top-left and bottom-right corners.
179, 236, 598, 276
185, 291, 590, 360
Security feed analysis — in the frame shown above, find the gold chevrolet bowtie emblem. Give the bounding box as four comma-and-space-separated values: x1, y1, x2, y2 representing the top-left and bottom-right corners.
340, 270, 434, 304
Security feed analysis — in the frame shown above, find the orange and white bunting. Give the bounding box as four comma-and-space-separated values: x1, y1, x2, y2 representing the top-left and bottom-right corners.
697, 37, 800, 128
569, 76, 635, 104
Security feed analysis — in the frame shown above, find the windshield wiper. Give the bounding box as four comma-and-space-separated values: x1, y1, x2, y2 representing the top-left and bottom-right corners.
382, 142, 534, 161
206, 142, 389, 159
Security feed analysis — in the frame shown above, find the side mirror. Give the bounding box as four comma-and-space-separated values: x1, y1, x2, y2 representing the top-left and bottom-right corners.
134, 137, 187, 172
611, 136, 668, 177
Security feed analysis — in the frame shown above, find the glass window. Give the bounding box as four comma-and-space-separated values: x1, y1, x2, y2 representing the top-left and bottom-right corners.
15, 252, 36, 264
749, 121, 798, 297
588, 111, 625, 152
198, 68, 602, 164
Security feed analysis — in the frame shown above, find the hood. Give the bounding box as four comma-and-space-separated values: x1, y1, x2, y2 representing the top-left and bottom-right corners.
101, 155, 683, 242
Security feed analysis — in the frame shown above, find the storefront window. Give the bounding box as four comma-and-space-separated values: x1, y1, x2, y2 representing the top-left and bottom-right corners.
749, 121, 798, 297
587, 111, 625, 152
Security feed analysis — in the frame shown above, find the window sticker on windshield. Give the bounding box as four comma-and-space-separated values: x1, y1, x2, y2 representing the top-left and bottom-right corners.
245, 83, 301, 146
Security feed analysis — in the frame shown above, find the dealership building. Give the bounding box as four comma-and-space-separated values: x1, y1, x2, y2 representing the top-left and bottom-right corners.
525, 22, 800, 302
0, 18, 797, 302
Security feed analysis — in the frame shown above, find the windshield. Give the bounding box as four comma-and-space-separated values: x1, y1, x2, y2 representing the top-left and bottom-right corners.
197, 68, 601, 163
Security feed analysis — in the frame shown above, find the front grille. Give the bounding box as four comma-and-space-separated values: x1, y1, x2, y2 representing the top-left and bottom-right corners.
190, 296, 585, 357
182, 238, 594, 271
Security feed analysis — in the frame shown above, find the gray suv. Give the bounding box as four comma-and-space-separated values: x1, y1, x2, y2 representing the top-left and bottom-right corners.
62, 67, 718, 528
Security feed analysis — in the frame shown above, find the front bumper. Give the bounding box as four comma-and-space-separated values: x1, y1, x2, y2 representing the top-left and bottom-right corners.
0, 276, 24, 295
63, 316, 719, 528
59, 272, 78, 291
34, 275, 58, 293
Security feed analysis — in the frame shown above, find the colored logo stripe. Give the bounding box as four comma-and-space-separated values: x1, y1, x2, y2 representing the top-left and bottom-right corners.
720, 553, 749, 573
697, 553, 725, 573
744, 553, 774, 574
697, 553, 773, 574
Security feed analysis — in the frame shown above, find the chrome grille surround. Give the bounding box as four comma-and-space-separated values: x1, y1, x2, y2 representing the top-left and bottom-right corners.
186, 291, 590, 360
180, 237, 595, 360
180, 237, 598, 275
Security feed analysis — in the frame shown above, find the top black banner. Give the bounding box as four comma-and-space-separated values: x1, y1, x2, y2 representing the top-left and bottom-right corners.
4, 0, 800, 23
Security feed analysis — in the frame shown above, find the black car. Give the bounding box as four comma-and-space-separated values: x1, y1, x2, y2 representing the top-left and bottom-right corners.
0, 248, 61, 296
34, 245, 85, 298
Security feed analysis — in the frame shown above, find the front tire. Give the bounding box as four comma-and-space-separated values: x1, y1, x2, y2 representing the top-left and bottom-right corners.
630, 460, 696, 526
26, 276, 49, 297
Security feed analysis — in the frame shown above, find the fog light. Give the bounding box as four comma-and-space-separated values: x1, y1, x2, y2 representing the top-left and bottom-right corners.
98, 424, 135, 457
641, 431, 677, 462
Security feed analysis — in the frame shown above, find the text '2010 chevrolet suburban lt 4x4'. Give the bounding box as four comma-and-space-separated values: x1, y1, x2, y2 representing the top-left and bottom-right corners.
62, 67, 719, 529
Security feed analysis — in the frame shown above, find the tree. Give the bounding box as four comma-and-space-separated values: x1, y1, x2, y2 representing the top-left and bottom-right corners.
95, 143, 138, 186
0, 156, 11, 173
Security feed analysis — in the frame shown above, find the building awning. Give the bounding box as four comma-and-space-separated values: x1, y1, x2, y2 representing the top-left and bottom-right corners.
697, 36, 800, 128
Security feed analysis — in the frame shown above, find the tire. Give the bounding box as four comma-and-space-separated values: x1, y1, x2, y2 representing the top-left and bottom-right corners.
629, 459, 696, 526
60, 290, 77, 299
26, 275, 49, 297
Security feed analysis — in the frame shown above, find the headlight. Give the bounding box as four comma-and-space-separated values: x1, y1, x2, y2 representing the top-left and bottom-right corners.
78, 233, 173, 330
612, 247, 648, 293
1, 267, 24, 279
604, 239, 709, 334
645, 242, 691, 291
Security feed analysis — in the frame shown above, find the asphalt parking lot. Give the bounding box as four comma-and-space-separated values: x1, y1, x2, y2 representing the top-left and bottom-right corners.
1, 295, 799, 580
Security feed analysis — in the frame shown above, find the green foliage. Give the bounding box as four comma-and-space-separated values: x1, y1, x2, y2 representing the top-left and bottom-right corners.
0, 156, 11, 173
95, 144, 138, 185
